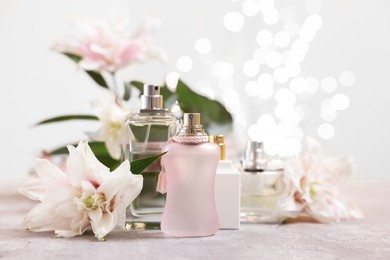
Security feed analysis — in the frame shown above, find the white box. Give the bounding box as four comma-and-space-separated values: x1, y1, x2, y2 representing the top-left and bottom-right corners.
214, 160, 240, 229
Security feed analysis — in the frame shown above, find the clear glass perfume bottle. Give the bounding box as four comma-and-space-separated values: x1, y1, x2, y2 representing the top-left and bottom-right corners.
240, 141, 287, 223
160, 113, 220, 237
124, 84, 179, 222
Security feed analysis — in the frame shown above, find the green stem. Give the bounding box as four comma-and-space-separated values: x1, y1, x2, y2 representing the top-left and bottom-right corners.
109, 71, 121, 104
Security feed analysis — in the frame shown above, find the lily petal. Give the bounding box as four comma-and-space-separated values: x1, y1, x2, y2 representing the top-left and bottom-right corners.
55, 200, 80, 218
35, 158, 68, 187
66, 144, 88, 187
90, 211, 115, 239
19, 177, 46, 201
78, 141, 108, 184
322, 156, 355, 185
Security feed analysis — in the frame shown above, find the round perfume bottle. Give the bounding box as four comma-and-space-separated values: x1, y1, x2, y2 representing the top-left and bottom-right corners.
240, 141, 287, 223
160, 113, 220, 237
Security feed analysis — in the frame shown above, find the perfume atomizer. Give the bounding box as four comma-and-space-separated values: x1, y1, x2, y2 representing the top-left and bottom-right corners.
241, 141, 284, 171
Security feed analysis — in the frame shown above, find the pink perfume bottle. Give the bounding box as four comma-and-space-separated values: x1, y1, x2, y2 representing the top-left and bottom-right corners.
159, 113, 220, 237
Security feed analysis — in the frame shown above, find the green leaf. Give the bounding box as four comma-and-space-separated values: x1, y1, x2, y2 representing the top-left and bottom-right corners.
49, 141, 108, 156
129, 80, 144, 95
63, 52, 82, 63
176, 80, 233, 134
130, 152, 167, 174
160, 84, 177, 109
48, 145, 69, 155
85, 70, 109, 88
123, 82, 132, 101
35, 115, 98, 126
62, 52, 109, 89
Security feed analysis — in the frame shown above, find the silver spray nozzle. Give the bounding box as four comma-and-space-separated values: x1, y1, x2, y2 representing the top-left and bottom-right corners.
241, 141, 265, 171
241, 141, 284, 171
141, 84, 163, 110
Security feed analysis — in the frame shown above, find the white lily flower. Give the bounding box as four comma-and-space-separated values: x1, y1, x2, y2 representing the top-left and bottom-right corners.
90, 97, 129, 160
19, 141, 143, 240
284, 137, 363, 223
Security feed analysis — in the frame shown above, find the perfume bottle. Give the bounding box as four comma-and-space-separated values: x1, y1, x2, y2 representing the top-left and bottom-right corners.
209, 135, 240, 230
124, 84, 179, 221
240, 141, 286, 223
159, 113, 220, 237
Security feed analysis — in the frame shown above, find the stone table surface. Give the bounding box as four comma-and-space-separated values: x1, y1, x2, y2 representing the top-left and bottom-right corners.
0, 177, 389, 260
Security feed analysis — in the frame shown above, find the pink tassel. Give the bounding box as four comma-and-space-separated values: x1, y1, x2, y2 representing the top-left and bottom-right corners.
157, 167, 167, 194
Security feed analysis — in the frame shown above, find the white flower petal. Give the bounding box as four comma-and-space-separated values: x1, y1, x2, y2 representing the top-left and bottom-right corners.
70, 211, 90, 234
88, 207, 103, 223
79, 58, 104, 71
78, 141, 108, 184
19, 177, 46, 201
88, 126, 105, 142
112, 161, 143, 204
23, 186, 79, 231
91, 211, 115, 239
66, 144, 88, 187
279, 194, 304, 218
100, 160, 142, 200
35, 158, 68, 187
303, 183, 364, 223
80, 180, 97, 194
299, 137, 324, 173
55, 200, 79, 218
283, 159, 303, 192
97, 180, 121, 203
96, 160, 143, 231
105, 135, 123, 160
25, 201, 70, 232
90, 99, 106, 117
74, 196, 87, 211
111, 160, 131, 176
322, 156, 355, 185
89, 98, 128, 160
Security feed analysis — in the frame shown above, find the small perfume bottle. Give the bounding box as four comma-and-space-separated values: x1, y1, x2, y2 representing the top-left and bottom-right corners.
159, 113, 220, 237
124, 84, 179, 222
209, 135, 240, 230
240, 141, 286, 223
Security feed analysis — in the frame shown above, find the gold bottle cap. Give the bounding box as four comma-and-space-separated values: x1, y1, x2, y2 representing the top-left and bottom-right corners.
209, 135, 225, 160
183, 113, 201, 126
178, 113, 207, 136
